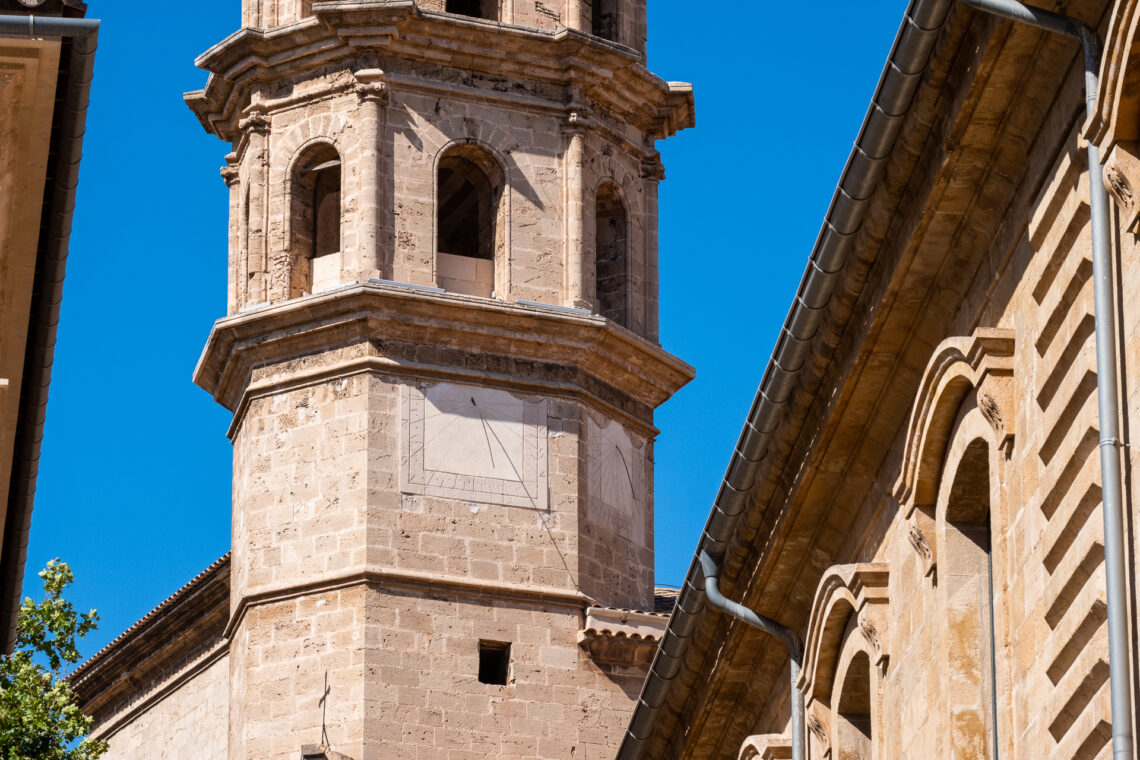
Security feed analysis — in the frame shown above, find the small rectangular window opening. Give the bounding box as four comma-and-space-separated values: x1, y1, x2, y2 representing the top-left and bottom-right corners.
478, 640, 511, 685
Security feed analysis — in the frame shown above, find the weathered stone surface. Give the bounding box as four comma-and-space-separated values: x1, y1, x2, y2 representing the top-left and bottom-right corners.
75, 1, 691, 758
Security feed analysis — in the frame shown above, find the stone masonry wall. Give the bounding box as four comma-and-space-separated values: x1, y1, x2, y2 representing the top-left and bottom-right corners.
239, 1, 648, 53
361, 586, 644, 759
98, 654, 229, 760
230, 65, 659, 338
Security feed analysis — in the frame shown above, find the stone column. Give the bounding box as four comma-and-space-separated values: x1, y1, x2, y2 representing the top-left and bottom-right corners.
354, 69, 389, 281
565, 0, 582, 31
563, 111, 588, 309
641, 153, 665, 342
240, 112, 271, 306
220, 155, 241, 316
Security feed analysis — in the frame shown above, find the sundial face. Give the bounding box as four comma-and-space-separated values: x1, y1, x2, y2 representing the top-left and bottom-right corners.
401, 381, 548, 510
587, 415, 647, 545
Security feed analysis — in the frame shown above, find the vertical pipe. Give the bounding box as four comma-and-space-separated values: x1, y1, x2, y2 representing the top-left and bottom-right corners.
1088, 134, 1135, 760
962, 4, 1135, 759
699, 551, 804, 760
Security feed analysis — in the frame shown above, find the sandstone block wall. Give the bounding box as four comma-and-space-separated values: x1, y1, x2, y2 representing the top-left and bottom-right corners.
240, 0, 648, 53
97, 654, 229, 760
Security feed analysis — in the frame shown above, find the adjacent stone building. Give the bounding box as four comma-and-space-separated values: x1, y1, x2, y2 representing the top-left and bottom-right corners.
0, 0, 98, 653
617, 1, 1140, 759
70, 1, 692, 758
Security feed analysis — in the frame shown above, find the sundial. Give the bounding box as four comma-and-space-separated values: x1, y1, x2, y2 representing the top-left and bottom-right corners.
401, 381, 548, 510
587, 415, 647, 544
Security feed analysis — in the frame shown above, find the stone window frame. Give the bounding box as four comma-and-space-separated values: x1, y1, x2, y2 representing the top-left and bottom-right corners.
432, 139, 511, 299
284, 139, 345, 299
891, 327, 1016, 757
593, 179, 631, 327
797, 564, 890, 760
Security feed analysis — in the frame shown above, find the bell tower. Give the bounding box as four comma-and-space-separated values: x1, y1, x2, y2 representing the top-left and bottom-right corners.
189, 2, 693, 757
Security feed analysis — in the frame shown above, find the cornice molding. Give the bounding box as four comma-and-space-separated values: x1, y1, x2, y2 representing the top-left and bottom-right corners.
183, 4, 693, 143
891, 328, 1016, 514
194, 281, 694, 424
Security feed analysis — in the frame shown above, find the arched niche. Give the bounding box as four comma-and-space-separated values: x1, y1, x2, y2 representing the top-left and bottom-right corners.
594, 181, 630, 328
891, 328, 1014, 577
435, 141, 507, 298
286, 141, 343, 299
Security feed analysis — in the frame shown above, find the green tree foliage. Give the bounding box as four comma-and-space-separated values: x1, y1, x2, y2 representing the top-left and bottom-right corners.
0, 560, 106, 759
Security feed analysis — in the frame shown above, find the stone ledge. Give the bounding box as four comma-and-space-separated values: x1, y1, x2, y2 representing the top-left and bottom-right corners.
185, 3, 692, 143
577, 605, 668, 668
194, 280, 694, 425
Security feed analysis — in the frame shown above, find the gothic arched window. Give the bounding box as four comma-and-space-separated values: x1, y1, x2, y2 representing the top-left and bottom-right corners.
437, 144, 505, 297
594, 182, 629, 327
290, 143, 342, 296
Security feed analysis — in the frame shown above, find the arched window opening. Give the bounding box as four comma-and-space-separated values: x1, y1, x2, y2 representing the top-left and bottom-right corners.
437, 145, 504, 298
943, 438, 998, 759
446, 0, 498, 20
835, 650, 872, 760
594, 182, 629, 327
290, 143, 342, 296
592, 0, 619, 41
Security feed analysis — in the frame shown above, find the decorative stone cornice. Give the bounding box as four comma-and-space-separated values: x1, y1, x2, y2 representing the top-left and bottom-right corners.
797, 563, 890, 698
577, 606, 668, 667
737, 735, 793, 760
184, 6, 693, 144
194, 281, 694, 432
353, 67, 388, 104
640, 152, 665, 181
1103, 141, 1140, 232
892, 328, 1016, 514
237, 111, 270, 135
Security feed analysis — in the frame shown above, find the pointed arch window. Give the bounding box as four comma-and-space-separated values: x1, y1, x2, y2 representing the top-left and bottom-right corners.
436, 144, 505, 298
594, 182, 629, 328
290, 143, 342, 296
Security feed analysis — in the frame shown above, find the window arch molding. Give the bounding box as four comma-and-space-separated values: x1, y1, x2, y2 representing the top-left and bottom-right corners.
892, 328, 1014, 577
432, 138, 511, 298
282, 137, 344, 299
592, 179, 631, 327
797, 564, 889, 760
736, 734, 792, 760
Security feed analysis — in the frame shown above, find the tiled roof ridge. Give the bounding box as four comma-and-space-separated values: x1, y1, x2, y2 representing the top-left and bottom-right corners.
69, 552, 231, 683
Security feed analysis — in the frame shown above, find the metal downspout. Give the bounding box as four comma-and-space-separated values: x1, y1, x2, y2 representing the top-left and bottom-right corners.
0, 13, 100, 653
962, 3, 1133, 759
698, 551, 804, 760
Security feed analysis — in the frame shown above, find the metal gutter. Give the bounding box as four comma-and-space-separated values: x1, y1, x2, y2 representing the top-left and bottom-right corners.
958, 5, 1134, 760
615, 0, 954, 755
0, 12, 99, 653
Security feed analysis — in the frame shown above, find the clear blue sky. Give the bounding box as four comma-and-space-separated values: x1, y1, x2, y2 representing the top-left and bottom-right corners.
22, 2, 906, 657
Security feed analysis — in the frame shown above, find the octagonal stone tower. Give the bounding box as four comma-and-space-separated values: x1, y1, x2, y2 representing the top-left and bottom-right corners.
188, 2, 693, 757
